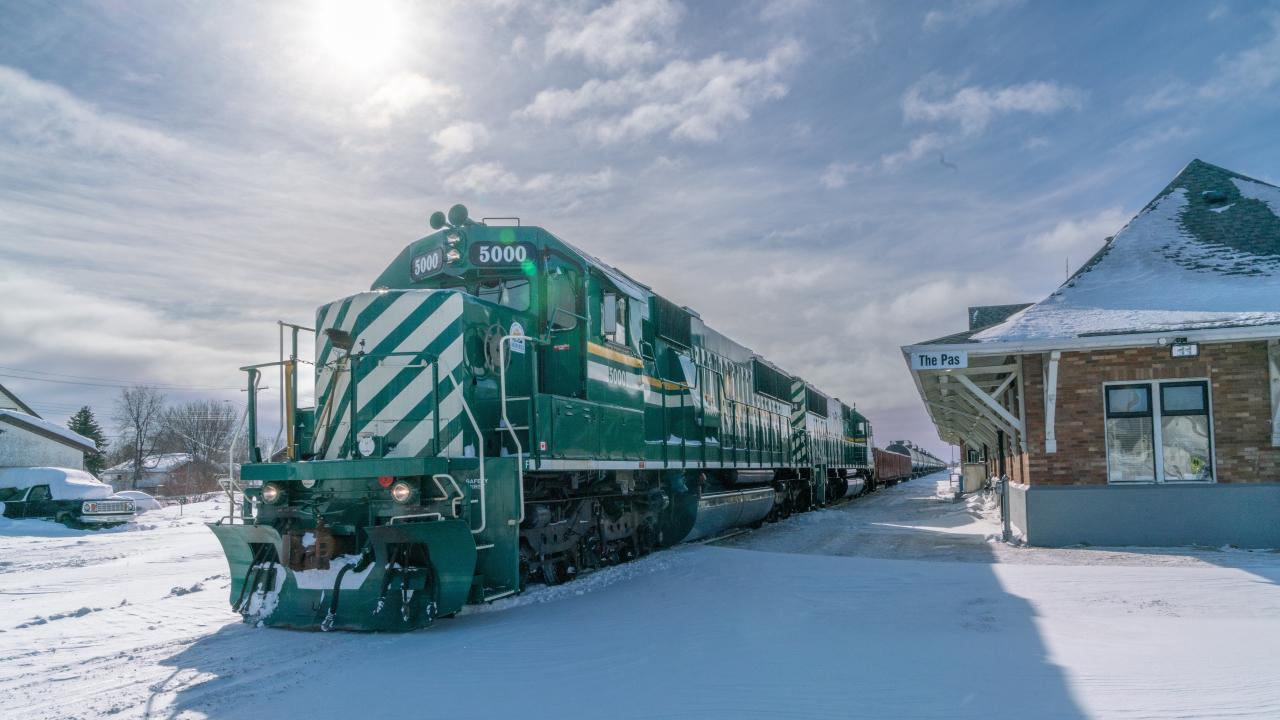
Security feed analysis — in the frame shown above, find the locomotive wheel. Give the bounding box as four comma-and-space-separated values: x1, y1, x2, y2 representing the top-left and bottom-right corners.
540, 560, 568, 586
518, 543, 535, 590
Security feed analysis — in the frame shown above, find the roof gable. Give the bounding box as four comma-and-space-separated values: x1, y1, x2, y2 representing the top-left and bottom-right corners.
0, 383, 38, 417
975, 159, 1280, 343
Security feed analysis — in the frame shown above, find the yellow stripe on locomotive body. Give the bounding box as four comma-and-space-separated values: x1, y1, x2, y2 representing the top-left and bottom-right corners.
586, 341, 643, 368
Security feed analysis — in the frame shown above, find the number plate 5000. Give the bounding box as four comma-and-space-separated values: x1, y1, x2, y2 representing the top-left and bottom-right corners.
469, 242, 536, 266
410, 247, 444, 280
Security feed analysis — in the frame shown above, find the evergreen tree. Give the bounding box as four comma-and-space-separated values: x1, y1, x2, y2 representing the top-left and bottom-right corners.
68, 406, 109, 476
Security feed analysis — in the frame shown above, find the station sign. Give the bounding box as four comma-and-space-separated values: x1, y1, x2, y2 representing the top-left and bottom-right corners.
911, 350, 968, 370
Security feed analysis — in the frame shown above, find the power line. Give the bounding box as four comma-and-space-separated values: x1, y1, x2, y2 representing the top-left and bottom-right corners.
0, 371, 241, 392
0, 364, 230, 386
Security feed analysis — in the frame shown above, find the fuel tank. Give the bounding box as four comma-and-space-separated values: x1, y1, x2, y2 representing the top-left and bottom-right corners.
681, 487, 776, 542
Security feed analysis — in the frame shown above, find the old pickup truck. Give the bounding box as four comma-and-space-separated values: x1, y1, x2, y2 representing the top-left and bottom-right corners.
0, 467, 136, 527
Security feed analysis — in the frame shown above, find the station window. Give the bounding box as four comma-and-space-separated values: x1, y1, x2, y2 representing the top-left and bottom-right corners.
1104, 380, 1213, 483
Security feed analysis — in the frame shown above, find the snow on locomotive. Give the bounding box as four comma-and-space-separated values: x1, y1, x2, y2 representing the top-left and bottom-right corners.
210, 205, 878, 631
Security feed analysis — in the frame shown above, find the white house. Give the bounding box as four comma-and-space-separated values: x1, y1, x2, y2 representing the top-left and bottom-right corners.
101, 453, 198, 491
0, 384, 97, 470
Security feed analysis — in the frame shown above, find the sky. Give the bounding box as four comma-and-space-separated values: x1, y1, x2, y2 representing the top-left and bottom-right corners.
1, 0, 1278, 457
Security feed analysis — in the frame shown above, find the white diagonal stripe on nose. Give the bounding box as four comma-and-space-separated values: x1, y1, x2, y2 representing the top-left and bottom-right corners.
361, 334, 464, 438
356, 292, 461, 414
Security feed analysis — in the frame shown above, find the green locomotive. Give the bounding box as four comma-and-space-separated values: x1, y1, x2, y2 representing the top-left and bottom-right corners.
210, 205, 874, 631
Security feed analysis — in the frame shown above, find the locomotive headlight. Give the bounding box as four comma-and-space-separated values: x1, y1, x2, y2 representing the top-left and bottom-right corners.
446, 232, 461, 246
445, 248, 461, 263
261, 482, 284, 505
390, 480, 415, 504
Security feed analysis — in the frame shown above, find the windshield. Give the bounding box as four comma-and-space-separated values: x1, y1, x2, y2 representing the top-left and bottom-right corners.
477, 279, 531, 312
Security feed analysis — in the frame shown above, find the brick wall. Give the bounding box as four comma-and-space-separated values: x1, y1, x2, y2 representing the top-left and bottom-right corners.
1010, 341, 1279, 485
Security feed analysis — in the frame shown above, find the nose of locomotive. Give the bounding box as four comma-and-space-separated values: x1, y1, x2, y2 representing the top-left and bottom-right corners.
312, 289, 469, 461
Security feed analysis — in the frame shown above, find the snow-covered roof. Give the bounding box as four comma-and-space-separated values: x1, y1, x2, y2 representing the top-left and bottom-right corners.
0, 410, 97, 453
0, 467, 114, 500
104, 452, 194, 475
972, 160, 1280, 343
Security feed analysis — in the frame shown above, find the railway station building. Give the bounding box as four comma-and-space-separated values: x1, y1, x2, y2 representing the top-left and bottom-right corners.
903, 160, 1280, 548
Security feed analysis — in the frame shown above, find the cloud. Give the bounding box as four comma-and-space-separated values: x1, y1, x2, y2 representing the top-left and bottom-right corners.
903, 78, 1084, 135
1128, 81, 1190, 113
759, 0, 815, 22
545, 0, 684, 71
1202, 14, 1280, 98
432, 121, 490, 162
357, 72, 458, 127
443, 162, 614, 198
1125, 125, 1194, 153
522, 39, 802, 144
0, 271, 246, 387
922, 0, 1022, 31
879, 132, 947, 171
0, 65, 183, 157
819, 161, 862, 189
1131, 15, 1280, 112
1028, 207, 1129, 259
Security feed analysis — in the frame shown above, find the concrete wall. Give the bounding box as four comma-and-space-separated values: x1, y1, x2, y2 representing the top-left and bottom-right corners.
1008, 482, 1029, 540
0, 427, 84, 470
1022, 483, 1280, 548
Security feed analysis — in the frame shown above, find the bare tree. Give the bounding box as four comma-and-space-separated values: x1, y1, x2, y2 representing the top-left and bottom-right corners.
156, 400, 240, 492
157, 400, 238, 463
114, 385, 166, 490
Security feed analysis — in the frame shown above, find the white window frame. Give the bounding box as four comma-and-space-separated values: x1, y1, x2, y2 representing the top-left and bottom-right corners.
1102, 378, 1217, 484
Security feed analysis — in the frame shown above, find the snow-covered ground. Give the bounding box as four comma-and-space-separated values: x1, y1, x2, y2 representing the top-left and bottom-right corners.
3, 479, 1279, 719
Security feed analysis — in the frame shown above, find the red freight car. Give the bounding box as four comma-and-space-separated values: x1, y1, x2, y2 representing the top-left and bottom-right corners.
873, 447, 912, 486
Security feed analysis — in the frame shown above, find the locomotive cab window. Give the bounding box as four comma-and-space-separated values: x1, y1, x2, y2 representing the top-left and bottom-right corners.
602, 292, 627, 346
547, 271, 578, 330
477, 278, 531, 312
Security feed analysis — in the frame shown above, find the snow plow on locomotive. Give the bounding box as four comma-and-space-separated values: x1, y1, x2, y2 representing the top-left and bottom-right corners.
210, 205, 880, 631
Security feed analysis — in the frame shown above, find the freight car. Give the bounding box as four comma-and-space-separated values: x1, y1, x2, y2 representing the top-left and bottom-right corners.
873, 446, 913, 485
884, 440, 947, 477
210, 205, 877, 631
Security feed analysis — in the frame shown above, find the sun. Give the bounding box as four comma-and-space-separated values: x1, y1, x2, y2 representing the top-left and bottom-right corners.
308, 0, 405, 74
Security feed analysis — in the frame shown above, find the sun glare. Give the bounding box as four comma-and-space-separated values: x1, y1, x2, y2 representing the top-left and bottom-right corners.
309, 0, 404, 74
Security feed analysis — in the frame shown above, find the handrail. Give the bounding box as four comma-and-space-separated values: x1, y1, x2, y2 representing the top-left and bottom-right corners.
448, 367, 487, 535
498, 334, 537, 525
431, 473, 464, 518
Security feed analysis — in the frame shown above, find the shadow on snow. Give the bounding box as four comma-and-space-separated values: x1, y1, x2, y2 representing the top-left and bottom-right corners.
156, 491, 1087, 719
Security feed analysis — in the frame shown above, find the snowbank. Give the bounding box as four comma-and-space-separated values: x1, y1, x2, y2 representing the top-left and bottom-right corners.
0, 467, 113, 500
113, 490, 163, 513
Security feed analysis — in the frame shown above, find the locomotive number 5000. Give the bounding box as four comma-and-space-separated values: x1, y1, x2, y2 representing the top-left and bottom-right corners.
470, 241, 536, 266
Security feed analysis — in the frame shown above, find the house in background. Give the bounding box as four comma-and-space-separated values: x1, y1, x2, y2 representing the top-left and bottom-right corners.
904, 159, 1280, 548
0, 382, 38, 415
0, 383, 97, 470
101, 453, 202, 494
